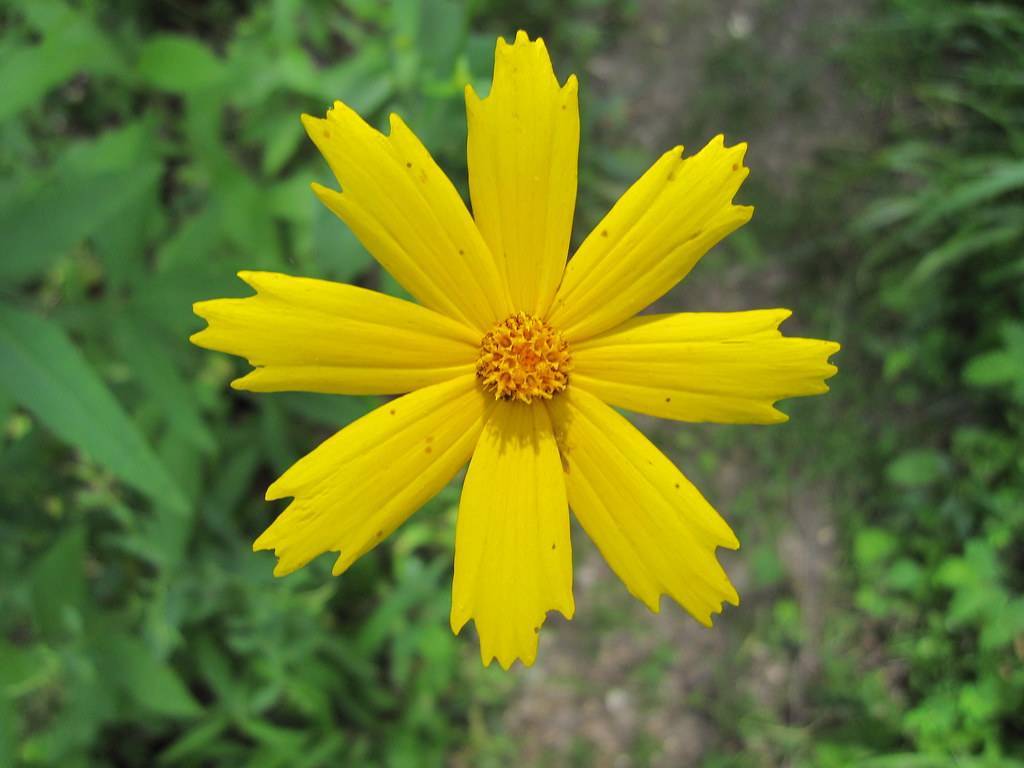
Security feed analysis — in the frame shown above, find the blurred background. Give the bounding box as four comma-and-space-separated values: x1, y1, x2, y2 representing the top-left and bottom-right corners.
1, 0, 1022, 765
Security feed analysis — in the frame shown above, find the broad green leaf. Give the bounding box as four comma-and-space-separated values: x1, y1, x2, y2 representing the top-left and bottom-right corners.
0, 698, 16, 768
96, 633, 202, 718
0, 166, 161, 283
886, 449, 948, 488
260, 112, 306, 176
312, 187, 376, 281
418, 0, 466, 77
0, 641, 54, 695
30, 525, 87, 641
854, 528, 898, 567
963, 350, 1019, 388
136, 35, 226, 94
115, 314, 215, 452
0, 305, 189, 513
0, 9, 122, 122
317, 45, 394, 112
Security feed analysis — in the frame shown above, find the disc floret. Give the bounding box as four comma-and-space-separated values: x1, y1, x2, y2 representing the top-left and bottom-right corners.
476, 313, 572, 403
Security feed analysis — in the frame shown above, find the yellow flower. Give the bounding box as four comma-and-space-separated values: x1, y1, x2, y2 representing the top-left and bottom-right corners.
191, 31, 840, 669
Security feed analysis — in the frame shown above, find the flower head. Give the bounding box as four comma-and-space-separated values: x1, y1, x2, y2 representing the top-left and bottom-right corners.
191, 31, 840, 669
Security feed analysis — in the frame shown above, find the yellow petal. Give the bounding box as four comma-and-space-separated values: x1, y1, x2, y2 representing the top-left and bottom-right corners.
547, 136, 753, 341
191, 271, 479, 395
452, 401, 574, 669
547, 387, 739, 625
303, 105, 511, 330
254, 375, 491, 576
466, 31, 580, 317
572, 310, 841, 423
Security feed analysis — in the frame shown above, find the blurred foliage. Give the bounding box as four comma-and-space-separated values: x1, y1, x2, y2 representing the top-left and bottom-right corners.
2, 0, 1023, 765
774, 0, 1024, 764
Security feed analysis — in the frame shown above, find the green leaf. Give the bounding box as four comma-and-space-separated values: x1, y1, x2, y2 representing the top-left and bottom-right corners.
136, 35, 226, 94
0, 305, 189, 513
0, 640, 54, 695
0, 166, 161, 283
260, 111, 306, 176
886, 449, 948, 488
30, 525, 87, 641
909, 222, 1023, 284
0, 697, 16, 768
158, 715, 230, 765
854, 527, 898, 568
115, 313, 215, 453
913, 159, 1024, 233
96, 633, 203, 718
963, 350, 1020, 387
0, 9, 122, 123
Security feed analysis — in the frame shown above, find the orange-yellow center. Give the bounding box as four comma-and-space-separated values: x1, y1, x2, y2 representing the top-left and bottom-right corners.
476, 313, 572, 403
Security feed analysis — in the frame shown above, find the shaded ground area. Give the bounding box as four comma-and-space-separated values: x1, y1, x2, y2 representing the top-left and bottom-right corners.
504, 1, 869, 764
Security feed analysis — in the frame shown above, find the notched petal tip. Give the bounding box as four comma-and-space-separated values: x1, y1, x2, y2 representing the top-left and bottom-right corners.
332, 553, 359, 576
718, 526, 741, 551
190, 299, 206, 314
763, 406, 791, 424
559, 598, 576, 622
498, 29, 539, 49
310, 182, 343, 210
772, 308, 796, 328
264, 479, 289, 502
387, 111, 405, 134
187, 328, 209, 348
272, 561, 297, 578
300, 112, 326, 139
235, 270, 272, 293
483, 644, 538, 672
449, 610, 468, 637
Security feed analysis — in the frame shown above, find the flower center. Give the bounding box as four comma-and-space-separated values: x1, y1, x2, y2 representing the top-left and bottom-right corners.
476, 313, 573, 403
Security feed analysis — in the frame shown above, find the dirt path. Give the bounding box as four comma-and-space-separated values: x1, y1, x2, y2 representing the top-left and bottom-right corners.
502, 1, 866, 764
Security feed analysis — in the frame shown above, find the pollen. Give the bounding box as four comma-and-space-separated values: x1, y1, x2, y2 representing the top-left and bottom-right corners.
476, 313, 572, 403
